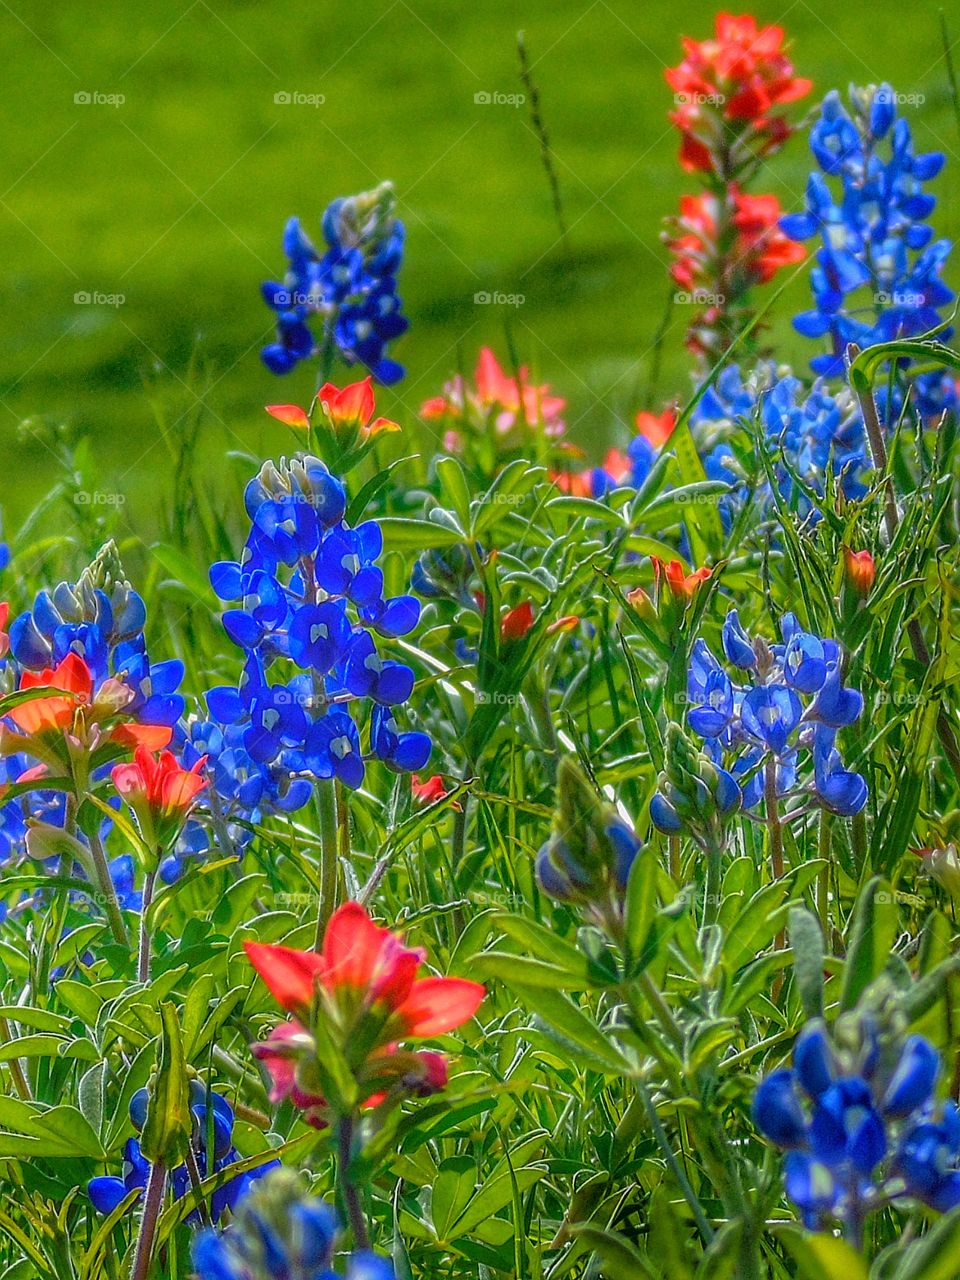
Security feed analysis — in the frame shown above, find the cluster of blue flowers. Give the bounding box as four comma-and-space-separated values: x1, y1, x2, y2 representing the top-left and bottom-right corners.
652, 609, 867, 833
781, 83, 955, 415
690, 363, 868, 526
192, 1169, 394, 1280
261, 182, 408, 384
754, 1018, 960, 1238
205, 454, 429, 802
89, 1082, 278, 1222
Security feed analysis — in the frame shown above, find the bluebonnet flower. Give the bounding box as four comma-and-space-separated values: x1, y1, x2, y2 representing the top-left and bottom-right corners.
753, 1013, 960, 1239
88, 1082, 278, 1223
261, 182, 408, 384
676, 610, 866, 817
690, 363, 868, 526
205, 454, 429, 804
782, 84, 955, 417
649, 723, 742, 844
192, 1168, 394, 1280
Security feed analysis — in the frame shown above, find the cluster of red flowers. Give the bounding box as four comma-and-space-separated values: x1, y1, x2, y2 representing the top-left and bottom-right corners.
666, 13, 811, 177
664, 14, 810, 358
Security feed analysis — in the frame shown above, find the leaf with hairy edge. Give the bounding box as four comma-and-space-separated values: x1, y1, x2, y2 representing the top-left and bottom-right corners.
790, 906, 825, 1020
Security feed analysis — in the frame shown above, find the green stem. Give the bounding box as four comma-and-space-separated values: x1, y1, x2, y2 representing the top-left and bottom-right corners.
337, 1116, 370, 1249
817, 810, 831, 939
668, 835, 680, 882
635, 1078, 714, 1245
314, 777, 340, 948
702, 839, 722, 930
0, 1016, 32, 1101
138, 871, 157, 984
88, 826, 130, 948
131, 1159, 166, 1280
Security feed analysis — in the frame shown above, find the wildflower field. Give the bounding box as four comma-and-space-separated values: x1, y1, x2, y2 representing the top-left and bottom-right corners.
5, 5, 960, 1279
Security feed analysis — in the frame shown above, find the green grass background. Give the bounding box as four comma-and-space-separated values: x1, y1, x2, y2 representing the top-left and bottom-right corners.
2, 0, 959, 528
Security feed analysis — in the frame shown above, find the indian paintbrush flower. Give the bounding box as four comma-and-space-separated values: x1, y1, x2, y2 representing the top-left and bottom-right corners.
111, 746, 208, 861
245, 902, 484, 1128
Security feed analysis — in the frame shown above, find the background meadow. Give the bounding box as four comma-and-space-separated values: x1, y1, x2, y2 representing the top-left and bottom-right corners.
2, 0, 960, 529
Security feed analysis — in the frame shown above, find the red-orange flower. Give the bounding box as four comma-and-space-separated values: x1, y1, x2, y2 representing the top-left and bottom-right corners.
843, 549, 876, 596
0, 652, 173, 773
411, 774, 461, 810
500, 602, 536, 642
422, 348, 566, 444
317, 376, 399, 438
246, 902, 484, 1033
667, 188, 804, 295
635, 410, 677, 448
666, 13, 811, 176
655, 557, 712, 600
265, 403, 310, 430
246, 903, 484, 1124
112, 746, 208, 855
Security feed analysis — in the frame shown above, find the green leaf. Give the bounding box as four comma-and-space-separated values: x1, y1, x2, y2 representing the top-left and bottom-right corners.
431, 1156, 477, 1240
883, 1203, 960, 1279
840, 877, 898, 1012
775, 1227, 868, 1280
570, 1225, 658, 1278
139, 1002, 191, 1165
790, 906, 825, 1020
435, 457, 473, 530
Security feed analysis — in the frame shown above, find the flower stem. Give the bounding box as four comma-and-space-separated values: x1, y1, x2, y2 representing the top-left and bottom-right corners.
817, 809, 831, 938
131, 1159, 166, 1280
314, 777, 340, 947
668, 834, 680, 882
764, 759, 786, 966
138, 871, 157, 984
702, 839, 722, 930
337, 1116, 370, 1249
88, 826, 130, 949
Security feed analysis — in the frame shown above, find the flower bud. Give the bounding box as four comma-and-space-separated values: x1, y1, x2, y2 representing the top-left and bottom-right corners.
843, 548, 876, 597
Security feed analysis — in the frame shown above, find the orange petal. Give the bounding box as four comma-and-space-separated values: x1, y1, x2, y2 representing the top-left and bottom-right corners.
363, 416, 401, 438
112, 723, 173, 751
265, 404, 310, 430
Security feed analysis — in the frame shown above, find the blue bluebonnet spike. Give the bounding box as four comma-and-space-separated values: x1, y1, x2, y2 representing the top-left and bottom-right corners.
752, 1070, 807, 1147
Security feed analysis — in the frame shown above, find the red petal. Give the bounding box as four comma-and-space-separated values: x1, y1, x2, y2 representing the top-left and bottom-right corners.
321, 901, 388, 991
245, 941, 326, 1015
398, 977, 485, 1036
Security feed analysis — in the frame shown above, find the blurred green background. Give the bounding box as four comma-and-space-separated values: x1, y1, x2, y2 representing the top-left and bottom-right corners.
2, 0, 959, 531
